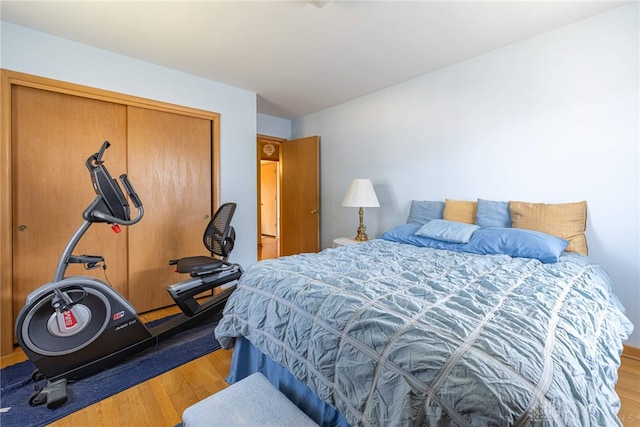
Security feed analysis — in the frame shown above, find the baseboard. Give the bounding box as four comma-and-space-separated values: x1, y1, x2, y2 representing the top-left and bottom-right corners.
623, 344, 640, 361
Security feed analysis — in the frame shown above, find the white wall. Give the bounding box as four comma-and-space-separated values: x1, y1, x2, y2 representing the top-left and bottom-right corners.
293, 4, 640, 347
1, 22, 258, 269
257, 113, 292, 140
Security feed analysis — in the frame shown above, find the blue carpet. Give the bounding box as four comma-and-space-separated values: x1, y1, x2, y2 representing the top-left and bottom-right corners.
1, 314, 222, 427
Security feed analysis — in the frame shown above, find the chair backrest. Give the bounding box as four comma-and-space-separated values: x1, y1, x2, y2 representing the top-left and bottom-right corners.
203, 202, 237, 260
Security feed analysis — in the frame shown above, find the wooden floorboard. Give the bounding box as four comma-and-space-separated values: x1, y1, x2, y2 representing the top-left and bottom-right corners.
2, 306, 639, 426
41, 348, 233, 427
618, 352, 640, 426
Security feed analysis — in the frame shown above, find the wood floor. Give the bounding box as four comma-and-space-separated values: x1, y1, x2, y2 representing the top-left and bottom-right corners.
617, 349, 640, 427
2, 309, 639, 426
0, 305, 234, 426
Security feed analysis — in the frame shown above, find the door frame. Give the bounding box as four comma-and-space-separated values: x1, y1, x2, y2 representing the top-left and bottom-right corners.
0, 69, 221, 355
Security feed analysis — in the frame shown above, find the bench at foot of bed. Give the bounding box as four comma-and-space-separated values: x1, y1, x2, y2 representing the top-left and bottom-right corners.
182, 372, 318, 427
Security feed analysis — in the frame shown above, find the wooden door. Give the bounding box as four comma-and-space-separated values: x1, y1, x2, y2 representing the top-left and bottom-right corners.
260, 161, 278, 236
11, 87, 129, 328
126, 106, 212, 312
280, 136, 320, 256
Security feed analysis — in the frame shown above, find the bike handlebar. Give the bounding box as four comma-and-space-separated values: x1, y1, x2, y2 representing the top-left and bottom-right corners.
119, 174, 142, 209
95, 141, 110, 165
92, 206, 144, 226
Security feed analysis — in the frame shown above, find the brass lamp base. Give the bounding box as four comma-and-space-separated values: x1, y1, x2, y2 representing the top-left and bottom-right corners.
353, 207, 369, 241
354, 229, 368, 241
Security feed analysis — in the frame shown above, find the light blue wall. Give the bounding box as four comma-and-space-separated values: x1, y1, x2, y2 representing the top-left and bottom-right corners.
257, 113, 291, 140
1, 22, 258, 269
293, 4, 640, 347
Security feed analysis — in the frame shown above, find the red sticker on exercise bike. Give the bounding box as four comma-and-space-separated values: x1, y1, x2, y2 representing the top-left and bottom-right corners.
113, 311, 125, 321
63, 310, 77, 328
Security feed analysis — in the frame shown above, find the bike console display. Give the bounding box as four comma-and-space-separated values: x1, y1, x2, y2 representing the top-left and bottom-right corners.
83, 141, 131, 223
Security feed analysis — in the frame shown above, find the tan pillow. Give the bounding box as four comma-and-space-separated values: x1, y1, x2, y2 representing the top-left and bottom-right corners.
443, 199, 478, 224
509, 201, 588, 255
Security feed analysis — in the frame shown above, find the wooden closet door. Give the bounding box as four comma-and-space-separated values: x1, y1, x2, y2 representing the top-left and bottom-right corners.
11, 86, 129, 325
126, 106, 212, 312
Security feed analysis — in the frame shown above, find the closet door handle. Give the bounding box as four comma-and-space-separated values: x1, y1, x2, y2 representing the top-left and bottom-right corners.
18, 225, 28, 232
310, 209, 319, 214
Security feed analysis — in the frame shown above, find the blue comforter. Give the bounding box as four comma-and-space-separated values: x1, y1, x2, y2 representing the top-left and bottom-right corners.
215, 240, 633, 426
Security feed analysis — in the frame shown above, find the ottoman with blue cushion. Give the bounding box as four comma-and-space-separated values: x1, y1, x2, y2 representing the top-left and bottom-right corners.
182, 373, 318, 426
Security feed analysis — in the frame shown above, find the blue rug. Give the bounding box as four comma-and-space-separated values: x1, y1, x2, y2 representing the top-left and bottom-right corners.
1, 314, 222, 427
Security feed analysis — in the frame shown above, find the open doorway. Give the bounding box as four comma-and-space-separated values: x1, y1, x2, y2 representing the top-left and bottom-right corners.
257, 135, 284, 260
259, 160, 279, 259
257, 134, 320, 260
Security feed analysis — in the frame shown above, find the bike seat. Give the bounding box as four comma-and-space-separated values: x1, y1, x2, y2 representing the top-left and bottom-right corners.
171, 203, 237, 278
175, 256, 226, 277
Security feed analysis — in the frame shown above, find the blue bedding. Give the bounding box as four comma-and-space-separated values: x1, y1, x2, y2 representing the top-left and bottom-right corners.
227, 336, 349, 427
215, 239, 633, 426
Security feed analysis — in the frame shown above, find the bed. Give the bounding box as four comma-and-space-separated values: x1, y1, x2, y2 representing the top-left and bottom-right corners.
214, 199, 633, 426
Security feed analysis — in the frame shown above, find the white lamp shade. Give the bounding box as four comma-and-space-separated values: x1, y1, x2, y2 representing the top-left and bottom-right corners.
342, 179, 380, 208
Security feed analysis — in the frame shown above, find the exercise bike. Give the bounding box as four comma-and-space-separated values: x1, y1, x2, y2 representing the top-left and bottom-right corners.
15, 141, 243, 409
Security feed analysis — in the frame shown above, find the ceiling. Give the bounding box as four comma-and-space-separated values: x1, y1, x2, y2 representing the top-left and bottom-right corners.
1, 0, 631, 119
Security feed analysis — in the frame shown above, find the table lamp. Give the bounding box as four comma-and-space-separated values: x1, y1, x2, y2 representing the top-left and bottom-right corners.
342, 179, 380, 241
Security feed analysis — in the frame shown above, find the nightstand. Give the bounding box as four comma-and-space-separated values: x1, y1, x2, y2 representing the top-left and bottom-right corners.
333, 237, 362, 248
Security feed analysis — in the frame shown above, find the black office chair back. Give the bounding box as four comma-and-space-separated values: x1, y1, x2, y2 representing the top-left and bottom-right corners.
204, 202, 236, 260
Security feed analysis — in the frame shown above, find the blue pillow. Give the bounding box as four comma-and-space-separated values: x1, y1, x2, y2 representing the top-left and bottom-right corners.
379, 224, 465, 251
379, 223, 426, 246
465, 227, 569, 263
475, 199, 512, 228
406, 200, 444, 225
415, 219, 479, 244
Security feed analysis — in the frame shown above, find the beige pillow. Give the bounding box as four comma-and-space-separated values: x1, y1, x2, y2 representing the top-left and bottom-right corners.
509, 201, 588, 255
443, 199, 478, 224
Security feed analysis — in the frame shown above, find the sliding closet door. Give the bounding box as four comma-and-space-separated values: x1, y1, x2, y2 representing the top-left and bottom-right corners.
126, 106, 212, 312
11, 86, 129, 325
